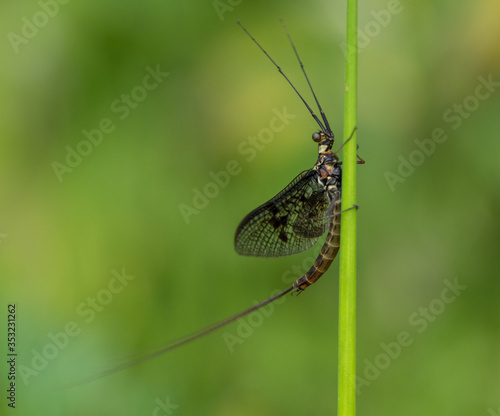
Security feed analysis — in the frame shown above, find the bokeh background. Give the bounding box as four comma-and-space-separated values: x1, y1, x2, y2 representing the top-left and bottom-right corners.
1, 0, 499, 415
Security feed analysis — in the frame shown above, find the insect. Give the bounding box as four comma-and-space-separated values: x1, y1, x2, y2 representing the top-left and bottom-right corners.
66, 21, 362, 389
235, 20, 362, 293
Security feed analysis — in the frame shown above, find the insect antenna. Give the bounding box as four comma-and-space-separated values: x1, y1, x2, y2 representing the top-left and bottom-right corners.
237, 20, 328, 135
279, 19, 333, 136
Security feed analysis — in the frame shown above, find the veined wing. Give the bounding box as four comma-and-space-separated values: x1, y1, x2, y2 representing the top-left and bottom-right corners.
234, 170, 330, 257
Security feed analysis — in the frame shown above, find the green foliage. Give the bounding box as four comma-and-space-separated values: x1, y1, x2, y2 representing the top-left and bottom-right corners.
338, 0, 358, 414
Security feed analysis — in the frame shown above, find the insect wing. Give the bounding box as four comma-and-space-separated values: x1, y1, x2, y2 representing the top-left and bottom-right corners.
234, 170, 330, 257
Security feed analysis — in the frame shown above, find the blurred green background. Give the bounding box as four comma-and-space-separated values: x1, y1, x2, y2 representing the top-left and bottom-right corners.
1, 0, 499, 415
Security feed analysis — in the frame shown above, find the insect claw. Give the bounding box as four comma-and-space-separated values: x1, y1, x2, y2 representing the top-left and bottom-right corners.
325, 204, 359, 219
291, 286, 305, 296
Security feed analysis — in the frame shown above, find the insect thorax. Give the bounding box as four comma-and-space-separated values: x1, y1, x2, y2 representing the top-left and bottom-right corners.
314, 138, 341, 195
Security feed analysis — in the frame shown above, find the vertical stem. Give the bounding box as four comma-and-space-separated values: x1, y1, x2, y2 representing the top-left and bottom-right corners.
338, 0, 358, 415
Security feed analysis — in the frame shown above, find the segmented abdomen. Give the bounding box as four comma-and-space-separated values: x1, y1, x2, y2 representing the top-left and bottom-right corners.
293, 194, 341, 291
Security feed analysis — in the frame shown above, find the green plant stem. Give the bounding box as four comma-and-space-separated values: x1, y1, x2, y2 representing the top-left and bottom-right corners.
338, 0, 358, 415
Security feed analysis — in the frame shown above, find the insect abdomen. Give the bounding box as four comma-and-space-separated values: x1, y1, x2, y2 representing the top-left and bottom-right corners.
293, 196, 341, 291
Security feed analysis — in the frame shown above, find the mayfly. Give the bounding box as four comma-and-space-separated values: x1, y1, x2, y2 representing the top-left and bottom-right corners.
234, 19, 363, 292
66, 20, 362, 389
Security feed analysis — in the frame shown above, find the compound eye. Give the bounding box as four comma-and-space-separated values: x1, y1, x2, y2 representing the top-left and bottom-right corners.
312, 132, 322, 142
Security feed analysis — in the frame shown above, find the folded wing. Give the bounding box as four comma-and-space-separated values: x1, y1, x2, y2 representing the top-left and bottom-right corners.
234, 170, 330, 257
